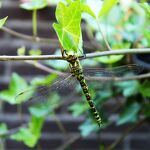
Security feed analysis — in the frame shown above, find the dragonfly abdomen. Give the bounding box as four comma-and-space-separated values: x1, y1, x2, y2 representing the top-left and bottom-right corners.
76, 73, 101, 126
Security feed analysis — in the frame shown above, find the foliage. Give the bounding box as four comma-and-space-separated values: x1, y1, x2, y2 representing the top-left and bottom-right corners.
0, 16, 8, 28
53, 1, 83, 53
11, 116, 45, 147
0, 0, 150, 149
20, 0, 47, 10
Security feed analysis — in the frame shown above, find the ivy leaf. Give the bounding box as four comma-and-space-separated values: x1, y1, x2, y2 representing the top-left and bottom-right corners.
11, 116, 44, 148
31, 74, 57, 86
139, 80, 150, 98
98, 0, 118, 17
115, 80, 140, 97
117, 102, 141, 125
20, 0, 47, 10
29, 93, 60, 117
0, 123, 8, 136
95, 55, 124, 64
0, 16, 8, 28
53, 1, 83, 53
79, 119, 99, 137
69, 102, 89, 117
0, 73, 34, 104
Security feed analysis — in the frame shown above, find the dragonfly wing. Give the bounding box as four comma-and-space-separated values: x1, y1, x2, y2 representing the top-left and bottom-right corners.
83, 64, 143, 78
15, 73, 76, 106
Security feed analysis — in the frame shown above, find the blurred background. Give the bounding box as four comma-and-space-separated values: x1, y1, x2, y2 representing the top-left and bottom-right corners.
0, 0, 150, 150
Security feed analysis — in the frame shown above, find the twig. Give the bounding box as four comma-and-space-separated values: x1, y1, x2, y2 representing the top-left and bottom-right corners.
0, 48, 150, 61
26, 60, 66, 77
56, 134, 81, 150
106, 119, 146, 150
1, 26, 97, 49
86, 73, 150, 81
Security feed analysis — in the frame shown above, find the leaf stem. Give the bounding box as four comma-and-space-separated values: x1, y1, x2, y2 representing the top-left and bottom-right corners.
96, 19, 112, 51
32, 9, 37, 38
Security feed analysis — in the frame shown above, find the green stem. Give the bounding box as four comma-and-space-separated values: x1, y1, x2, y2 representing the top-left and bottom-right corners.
32, 9, 37, 37
96, 19, 112, 51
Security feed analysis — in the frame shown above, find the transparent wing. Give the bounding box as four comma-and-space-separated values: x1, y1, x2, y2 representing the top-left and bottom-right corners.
83, 64, 143, 78
15, 73, 76, 106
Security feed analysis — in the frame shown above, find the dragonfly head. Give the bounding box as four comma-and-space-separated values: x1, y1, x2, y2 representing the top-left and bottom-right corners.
65, 54, 78, 64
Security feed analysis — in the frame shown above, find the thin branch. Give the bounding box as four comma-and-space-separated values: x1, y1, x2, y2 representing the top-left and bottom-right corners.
56, 134, 81, 150
106, 119, 146, 150
86, 73, 150, 81
1, 26, 96, 49
1, 26, 56, 45
26, 60, 66, 77
0, 48, 150, 61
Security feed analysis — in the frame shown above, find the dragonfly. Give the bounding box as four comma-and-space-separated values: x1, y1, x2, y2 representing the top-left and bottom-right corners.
15, 53, 143, 126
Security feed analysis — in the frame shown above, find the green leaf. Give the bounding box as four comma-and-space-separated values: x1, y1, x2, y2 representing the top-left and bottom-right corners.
115, 80, 140, 97
139, 80, 150, 97
117, 102, 141, 125
29, 93, 60, 117
11, 116, 44, 148
79, 119, 99, 137
31, 74, 57, 86
69, 102, 89, 117
0, 123, 8, 136
20, 0, 47, 10
0, 16, 8, 28
95, 55, 124, 64
140, 3, 150, 17
17, 46, 26, 56
98, 0, 118, 17
143, 102, 150, 118
29, 49, 42, 56
53, 1, 83, 53
81, 4, 96, 18
0, 73, 33, 104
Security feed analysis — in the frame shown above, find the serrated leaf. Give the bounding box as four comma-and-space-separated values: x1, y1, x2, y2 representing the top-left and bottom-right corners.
0, 73, 33, 104
98, 0, 118, 17
0, 16, 8, 28
20, 0, 47, 10
117, 102, 141, 125
53, 1, 83, 53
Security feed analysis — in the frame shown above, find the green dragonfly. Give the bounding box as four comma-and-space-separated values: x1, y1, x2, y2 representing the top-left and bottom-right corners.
16, 54, 143, 126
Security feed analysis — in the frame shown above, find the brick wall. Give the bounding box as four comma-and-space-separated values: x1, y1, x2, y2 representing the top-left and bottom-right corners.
0, 1, 150, 150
